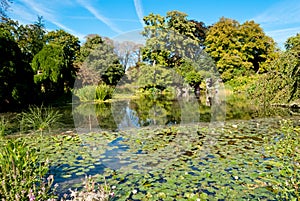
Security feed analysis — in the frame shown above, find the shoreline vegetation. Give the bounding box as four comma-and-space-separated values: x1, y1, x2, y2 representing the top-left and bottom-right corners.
0, 3, 299, 200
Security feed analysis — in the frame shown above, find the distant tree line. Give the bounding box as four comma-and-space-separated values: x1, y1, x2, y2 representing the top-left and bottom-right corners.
0, 2, 299, 111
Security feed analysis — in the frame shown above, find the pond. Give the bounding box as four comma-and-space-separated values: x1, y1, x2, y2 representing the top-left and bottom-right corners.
42, 96, 299, 199
71, 96, 298, 133
38, 114, 299, 200
1, 96, 300, 200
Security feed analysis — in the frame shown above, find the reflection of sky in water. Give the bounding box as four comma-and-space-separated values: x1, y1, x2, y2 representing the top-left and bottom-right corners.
117, 104, 140, 129
116, 102, 176, 130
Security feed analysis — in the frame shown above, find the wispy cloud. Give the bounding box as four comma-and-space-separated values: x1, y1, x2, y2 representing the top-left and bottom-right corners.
76, 0, 123, 34
133, 0, 144, 26
253, 0, 300, 26
17, 0, 85, 40
8, 3, 37, 24
252, 0, 300, 48
266, 26, 300, 47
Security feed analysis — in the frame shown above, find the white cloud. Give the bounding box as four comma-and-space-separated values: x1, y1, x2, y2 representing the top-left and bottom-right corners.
133, 0, 144, 26
252, 0, 300, 48
266, 26, 300, 47
17, 0, 85, 40
253, 0, 300, 26
76, 0, 123, 34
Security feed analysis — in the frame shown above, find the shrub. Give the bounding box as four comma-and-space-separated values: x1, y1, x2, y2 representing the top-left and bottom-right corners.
73, 85, 96, 102
0, 139, 56, 200
262, 120, 300, 200
62, 175, 114, 201
95, 84, 114, 101
19, 105, 62, 134
74, 84, 114, 102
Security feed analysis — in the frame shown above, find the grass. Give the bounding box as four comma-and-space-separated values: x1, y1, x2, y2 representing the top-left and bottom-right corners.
19, 105, 62, 134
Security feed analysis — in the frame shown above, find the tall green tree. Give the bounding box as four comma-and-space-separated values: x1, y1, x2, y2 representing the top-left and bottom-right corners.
31, 43, 67, 99
141, 11, 209, 96
142, 11, 207, 67
251, 34, 300, 104
0, 17, 46, 63
77, 34, 124, 86
204, 17, 277, 81
43, 30, 80, 93
0, 28, 33, 110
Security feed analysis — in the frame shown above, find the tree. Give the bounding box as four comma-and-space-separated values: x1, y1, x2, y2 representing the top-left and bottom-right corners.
31, 43, 69, 100
141, 11, 211, 96
0, 17, 46, 64
113, 40, 143, 70
44, 30, 80, 92
250, 33, 300, 104
285, 33, 300, 53
0, 28, 33, 110
76, 34, 124, 86
46, 29, 80, 63
204, 17, 277, 81
141, 11, 207, 67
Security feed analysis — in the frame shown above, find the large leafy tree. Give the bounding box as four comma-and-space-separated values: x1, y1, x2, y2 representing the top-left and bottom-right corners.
0, 28, 33, 110
204, 17, 277, 81
43, 29, 80, 93
142, 11, 207, 67
251, 34, 300, 104
31, 43, 67, 99
141, 11, 209, 95
0, 17, 46, 63
77, 34, 124, 86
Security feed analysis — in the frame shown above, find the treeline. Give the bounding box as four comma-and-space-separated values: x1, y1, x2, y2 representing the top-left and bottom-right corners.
0, 10, 299, 111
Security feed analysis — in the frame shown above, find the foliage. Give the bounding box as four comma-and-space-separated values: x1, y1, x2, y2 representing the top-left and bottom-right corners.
95, 84, 114, 101
73, 85, 96, 102
77, 34, 125, 86
249, 49, 299, 104
262, 120, 300, 200
0, 138, 56, 200
0, 116, 8, 137
204, 17, 277, 81
19, 105, 62, 133
0, 27, 33, 110
74, 84, 114, 102
45, 29, 80, 63
142, 11, 207, 67
32, 43, 67, 95
62, 175, 114, 201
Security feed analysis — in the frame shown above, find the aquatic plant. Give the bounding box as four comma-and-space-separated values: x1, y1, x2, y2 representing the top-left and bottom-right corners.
262, 119, 300, 200
62, 175, 114, 201
19, 105, 62, 134
0, 138, 56, 200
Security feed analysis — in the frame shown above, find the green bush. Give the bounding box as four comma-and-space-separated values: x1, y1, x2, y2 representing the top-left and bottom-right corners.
19, 105, 62, 134
0, 139, 56, 200
262, 120, 300, 200
95, 84, 114, 101
74, 84, 114, 102
73, 85, 96, 102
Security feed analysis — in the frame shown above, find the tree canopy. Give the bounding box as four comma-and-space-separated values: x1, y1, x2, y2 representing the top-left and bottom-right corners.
204, 17, 277, 81
76, 34, 124, 86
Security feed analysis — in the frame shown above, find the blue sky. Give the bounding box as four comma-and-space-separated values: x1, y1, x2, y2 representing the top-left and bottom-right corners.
7, 0, 300, 48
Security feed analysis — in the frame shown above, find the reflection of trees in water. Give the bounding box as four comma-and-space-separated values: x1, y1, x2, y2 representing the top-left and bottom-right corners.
129, 97, 181, 127
73, 102, 119, 132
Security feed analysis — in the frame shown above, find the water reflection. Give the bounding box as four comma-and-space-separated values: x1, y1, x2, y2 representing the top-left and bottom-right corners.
72, 96, 296, 132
